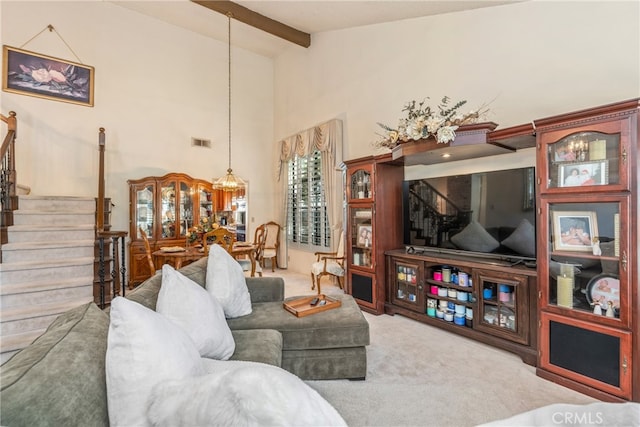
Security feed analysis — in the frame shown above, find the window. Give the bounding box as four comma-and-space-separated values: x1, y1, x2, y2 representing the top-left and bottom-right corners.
287, 150, 331, 251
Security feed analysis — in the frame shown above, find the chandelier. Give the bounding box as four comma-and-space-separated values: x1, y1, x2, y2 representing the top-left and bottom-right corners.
214, 13, 245, 191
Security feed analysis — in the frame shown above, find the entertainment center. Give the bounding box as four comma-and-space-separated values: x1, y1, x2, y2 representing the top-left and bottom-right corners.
344, 99, 639, 402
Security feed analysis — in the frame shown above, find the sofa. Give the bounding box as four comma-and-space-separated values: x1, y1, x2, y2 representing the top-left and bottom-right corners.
0, 257, 369, 426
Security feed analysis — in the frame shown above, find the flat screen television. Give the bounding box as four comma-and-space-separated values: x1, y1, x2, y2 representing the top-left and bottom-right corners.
402, 167, 536, 263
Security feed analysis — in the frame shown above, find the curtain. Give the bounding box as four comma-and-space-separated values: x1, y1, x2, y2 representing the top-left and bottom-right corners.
275, 119, 344, 252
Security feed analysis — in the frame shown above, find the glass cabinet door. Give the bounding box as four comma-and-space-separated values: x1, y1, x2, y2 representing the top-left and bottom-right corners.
543, 199, 628, 326
475, 269, 529, 345
199, 185, 214, 223
390, 258, 424, 312
160, 181, 177, 239
540, 119, 629, 193
179, 182, 193, 237
350, 207, 373, 269
135, 184, 154, 238
349, 168, 372, 201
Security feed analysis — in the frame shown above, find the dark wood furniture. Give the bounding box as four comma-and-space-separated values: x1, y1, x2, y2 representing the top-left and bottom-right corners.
343, 153, 403, 314
535, 99, 639, 402
385, 250, 538, 365
127, 173, 215, 288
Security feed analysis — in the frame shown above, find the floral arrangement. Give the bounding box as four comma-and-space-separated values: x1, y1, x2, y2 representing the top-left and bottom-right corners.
375, 96, 488, 149
187, 217, 218, 243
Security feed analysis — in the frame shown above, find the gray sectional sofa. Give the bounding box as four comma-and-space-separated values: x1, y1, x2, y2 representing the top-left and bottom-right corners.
0, 258, 369, 426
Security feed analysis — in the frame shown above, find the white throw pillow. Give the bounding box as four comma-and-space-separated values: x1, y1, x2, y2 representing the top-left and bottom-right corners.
106, 297, 204, 427
206, 244, 252, 318
147, 359, 347, 427
157, 264, 235, 360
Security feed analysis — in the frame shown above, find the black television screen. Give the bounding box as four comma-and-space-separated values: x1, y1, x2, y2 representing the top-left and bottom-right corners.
402, 167, 536, 261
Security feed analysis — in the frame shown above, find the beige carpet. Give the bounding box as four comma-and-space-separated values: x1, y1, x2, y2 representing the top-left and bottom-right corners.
261, 268, 598, 427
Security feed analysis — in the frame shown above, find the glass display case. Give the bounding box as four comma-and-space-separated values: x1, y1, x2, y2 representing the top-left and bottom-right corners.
536, 99, 638, 401
127, 173, 217, 287
344, 154, 404, 314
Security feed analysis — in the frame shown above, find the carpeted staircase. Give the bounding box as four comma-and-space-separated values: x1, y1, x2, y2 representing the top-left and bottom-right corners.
0, 196, 96, 363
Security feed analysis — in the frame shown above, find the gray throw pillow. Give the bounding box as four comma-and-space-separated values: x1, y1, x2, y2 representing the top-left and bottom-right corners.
450, 221, 500, 253
501, 219, 536, 257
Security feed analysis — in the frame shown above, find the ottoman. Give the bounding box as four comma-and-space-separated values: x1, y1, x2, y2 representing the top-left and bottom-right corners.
227, 293, 369, 380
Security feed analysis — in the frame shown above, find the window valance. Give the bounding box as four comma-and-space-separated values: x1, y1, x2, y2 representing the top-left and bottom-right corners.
276, 119, 343, 181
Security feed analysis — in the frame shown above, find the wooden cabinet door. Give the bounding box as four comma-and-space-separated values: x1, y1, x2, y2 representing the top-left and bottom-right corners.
539, 311, 632, 400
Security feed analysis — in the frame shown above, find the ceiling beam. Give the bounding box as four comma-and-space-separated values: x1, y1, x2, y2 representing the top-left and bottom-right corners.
191, 0, 311, 48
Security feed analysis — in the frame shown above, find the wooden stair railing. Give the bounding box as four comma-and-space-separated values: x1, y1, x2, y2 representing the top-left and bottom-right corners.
95, 127, 128, 308
1, 111, 18, 258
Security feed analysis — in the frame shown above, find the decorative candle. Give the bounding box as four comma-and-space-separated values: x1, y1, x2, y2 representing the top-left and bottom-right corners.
557, 276, 574, 308
557, 263, 575, 308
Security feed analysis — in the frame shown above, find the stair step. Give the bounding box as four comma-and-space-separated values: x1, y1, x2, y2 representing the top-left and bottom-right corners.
6, 224, 95, 243
0, 257, 94, 284
13, 210, 95, 226
17, 195, 96, 211
1, 302, 95, 338
1, 240, 95, 263
0, 329, 45, 364
0, 277, 93, 308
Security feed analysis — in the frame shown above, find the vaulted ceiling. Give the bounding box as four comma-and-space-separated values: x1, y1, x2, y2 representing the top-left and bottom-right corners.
112, 1, 522, 58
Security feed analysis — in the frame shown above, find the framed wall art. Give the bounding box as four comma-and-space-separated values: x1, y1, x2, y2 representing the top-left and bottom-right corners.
2, 45, 94, 107
552, 211, 598, 252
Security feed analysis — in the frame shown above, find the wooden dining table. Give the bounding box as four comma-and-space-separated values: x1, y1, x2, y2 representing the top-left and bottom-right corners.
152, 243, 259, 276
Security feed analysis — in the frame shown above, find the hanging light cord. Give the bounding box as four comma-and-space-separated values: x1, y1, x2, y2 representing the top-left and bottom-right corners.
227, 12, 232, 173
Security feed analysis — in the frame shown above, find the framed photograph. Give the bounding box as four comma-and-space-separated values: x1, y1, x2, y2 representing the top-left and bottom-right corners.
558, 160, 608, 188
552, 211, 598, 252
586, 273, 620, 309
2, 45, 94, 107
356, 225, 372, 248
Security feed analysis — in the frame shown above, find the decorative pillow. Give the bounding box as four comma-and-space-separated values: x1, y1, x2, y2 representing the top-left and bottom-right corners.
450, 221, 500, 253
500, 219, 536, 257
157, 264, 235, 360
206, 244, 252, 318
106, 297, 204, 427
147, 359, 347, 427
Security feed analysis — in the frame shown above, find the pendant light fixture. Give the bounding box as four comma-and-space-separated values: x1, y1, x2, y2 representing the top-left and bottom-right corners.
214, 12, 245, 191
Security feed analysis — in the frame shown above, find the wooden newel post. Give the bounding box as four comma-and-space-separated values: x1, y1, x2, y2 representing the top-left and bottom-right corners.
97, 127, 105, 232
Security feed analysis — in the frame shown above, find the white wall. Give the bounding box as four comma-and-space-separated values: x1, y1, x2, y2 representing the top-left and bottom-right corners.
274, 1, 639, 273
1, 1, 277, 235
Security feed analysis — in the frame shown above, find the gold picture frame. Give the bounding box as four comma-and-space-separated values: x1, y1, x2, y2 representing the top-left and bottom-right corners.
552, 211, 598, 252
2, 45, 94, 107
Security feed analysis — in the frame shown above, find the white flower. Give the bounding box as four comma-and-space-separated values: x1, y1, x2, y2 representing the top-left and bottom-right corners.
31, 68, 52, 83
436, 126, 458, 144
425, 116, 444, 134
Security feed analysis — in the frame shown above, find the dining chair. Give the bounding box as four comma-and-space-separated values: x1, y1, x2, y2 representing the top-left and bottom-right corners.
260, 221, 281, 271
202, 228, 234, 255
138, 227, 157, 277
310, 230, 345, 294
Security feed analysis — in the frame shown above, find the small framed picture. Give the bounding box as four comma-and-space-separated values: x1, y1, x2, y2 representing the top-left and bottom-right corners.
2, 45, 94, 107
552, 211, 598, 252
558, 161, 608, 188
356, 225, 372, 248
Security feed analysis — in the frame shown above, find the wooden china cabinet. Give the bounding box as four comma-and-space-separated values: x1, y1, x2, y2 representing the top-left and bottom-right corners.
535, 99, 639, 402
127, 173, 216, 288
344, 154, 403, 314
